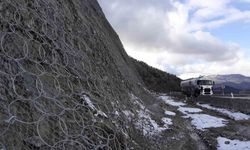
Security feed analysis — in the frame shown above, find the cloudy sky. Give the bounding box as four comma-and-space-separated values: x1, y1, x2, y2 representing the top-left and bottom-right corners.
98, 0, 250, 79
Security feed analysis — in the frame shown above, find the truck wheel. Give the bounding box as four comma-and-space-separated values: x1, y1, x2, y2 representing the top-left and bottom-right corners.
193, 89, 200, 97
194, 93, 198, 97
186, 93, 191, 97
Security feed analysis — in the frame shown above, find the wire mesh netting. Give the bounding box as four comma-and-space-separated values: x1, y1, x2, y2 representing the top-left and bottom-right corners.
0, 0, 150, 149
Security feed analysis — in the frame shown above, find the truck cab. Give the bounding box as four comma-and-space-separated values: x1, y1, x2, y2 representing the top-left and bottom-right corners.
181, 78, 214, 97
197, 80, 214, 96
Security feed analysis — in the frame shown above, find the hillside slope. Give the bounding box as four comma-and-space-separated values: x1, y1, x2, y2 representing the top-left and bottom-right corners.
0, 0, 180, 149
131, 57, 181, 93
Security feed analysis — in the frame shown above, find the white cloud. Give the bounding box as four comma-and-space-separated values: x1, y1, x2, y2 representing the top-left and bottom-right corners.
98, 0, 250, 79
187, 0, 250, 30
243, 0, 250, 2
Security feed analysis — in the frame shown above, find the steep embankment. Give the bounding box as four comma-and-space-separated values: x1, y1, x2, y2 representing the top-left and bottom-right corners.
0, 0, 180, 149
131, 58, 181, 93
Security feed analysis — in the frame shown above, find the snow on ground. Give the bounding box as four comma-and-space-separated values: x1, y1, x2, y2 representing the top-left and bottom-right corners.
186, 114, 228, 130
162, 117, 173, 125
130, 93, 145, 109
115, 111, 119, 116
159, 95, 228, 130
126, 94, 173, 136
123, 110, 134, 117
82, 94, 108, 118
136, 110, 172, 136
217, 137, 250, 150
95, 110, 108, 118
177, 107, 203, 115
197, 103, 250, 121
159, 96, 186, 107
82, 95, 95, 110
179, 107, 228, 130
165, 110, 176, 116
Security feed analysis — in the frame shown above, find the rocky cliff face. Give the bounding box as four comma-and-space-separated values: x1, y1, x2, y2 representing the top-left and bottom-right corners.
0, 0, 178, 149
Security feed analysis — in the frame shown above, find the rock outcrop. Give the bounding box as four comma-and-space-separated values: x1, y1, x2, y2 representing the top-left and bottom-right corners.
0, 0, 179, 149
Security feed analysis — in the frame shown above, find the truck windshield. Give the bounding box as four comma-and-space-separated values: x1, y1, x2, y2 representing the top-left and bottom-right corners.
197, 80, 213, 85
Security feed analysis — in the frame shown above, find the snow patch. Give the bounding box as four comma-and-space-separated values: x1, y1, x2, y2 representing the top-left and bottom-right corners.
197, 103, 250, 121
159, 96, 186, 107
217, 137, 250, 150
130, 93, 145, 109
135, 110, 171, 136
128, 94, 173, 136
95, 110, 108, 118
123, 110, 134, 117
82, 94, 108, 118
186, 114, 228, 130
164, 110, 176, 116
82, 95, 95, 110
115, 111, 119, 116
162, 117, 173, 126
178, 107, 203, 115
159, 95, 228, 130
177, 106, 228, 130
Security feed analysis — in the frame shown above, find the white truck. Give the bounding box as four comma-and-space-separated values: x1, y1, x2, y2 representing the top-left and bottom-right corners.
180, 77, 214, 97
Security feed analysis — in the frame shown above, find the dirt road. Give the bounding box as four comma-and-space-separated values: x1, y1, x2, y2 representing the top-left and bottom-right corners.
154, 95, 250, 150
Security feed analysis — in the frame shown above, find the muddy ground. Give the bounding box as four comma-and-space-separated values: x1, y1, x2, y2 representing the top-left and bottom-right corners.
149, 94, 250, 150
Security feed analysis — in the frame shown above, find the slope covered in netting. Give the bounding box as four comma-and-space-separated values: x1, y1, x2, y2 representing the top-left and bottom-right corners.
0, 0, 162, 149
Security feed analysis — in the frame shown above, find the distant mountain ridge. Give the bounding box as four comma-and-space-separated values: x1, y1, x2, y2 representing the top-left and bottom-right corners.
203, 74, 250, 94
206, 74, 250, 84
